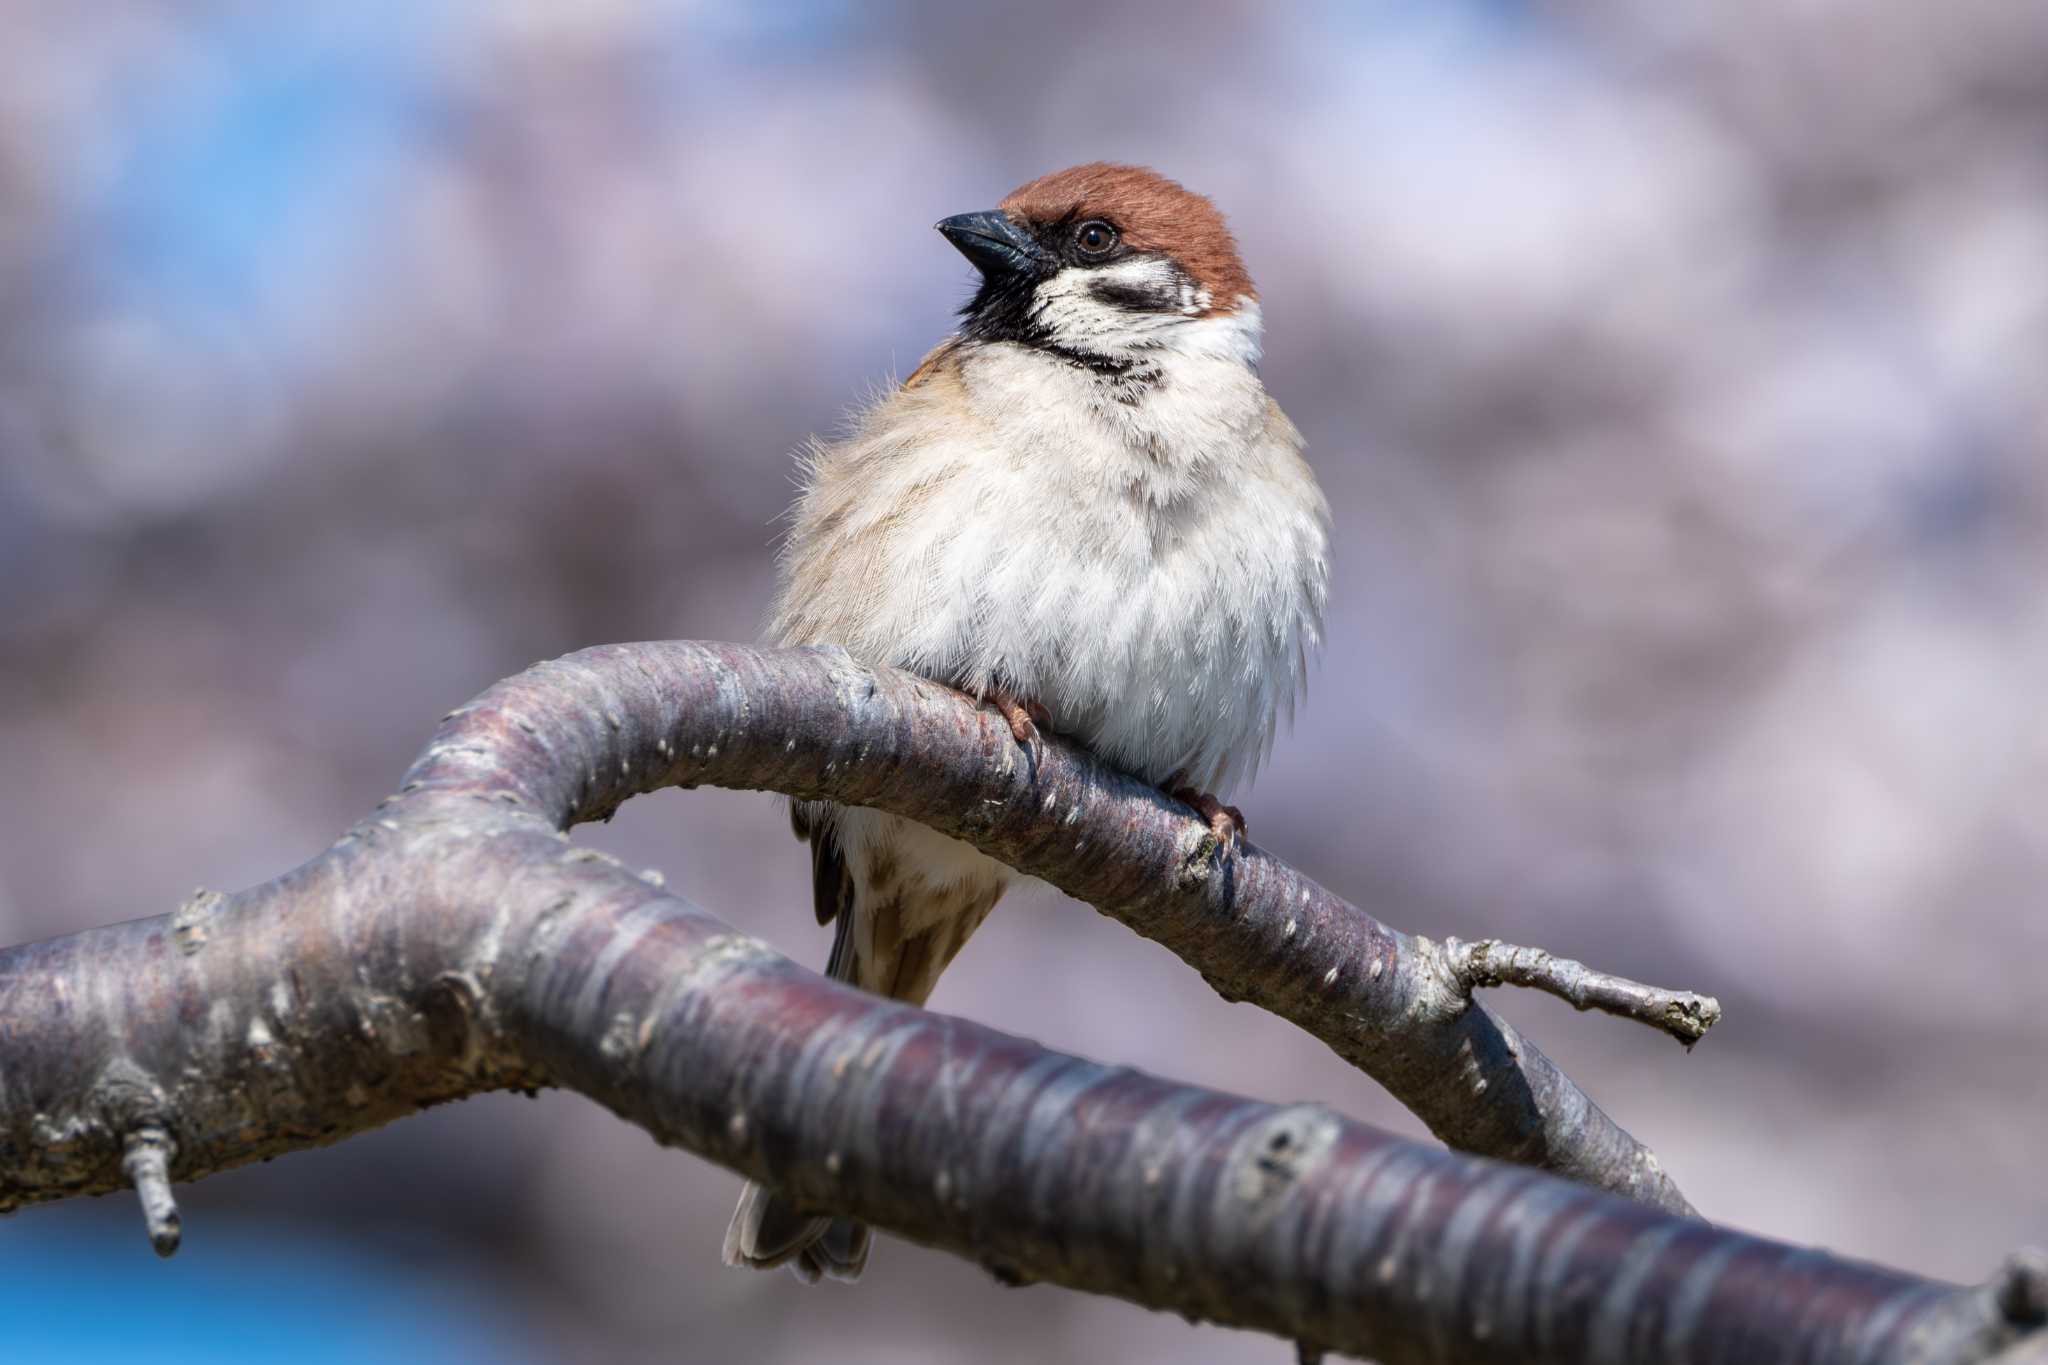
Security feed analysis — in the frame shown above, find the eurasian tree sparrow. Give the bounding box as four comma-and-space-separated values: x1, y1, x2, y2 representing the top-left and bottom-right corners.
724, 163, 1330, 1280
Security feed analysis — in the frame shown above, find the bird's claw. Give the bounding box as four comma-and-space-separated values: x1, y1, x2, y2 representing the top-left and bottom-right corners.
1164, 772, 1246, 850
988, 687, 1049, 752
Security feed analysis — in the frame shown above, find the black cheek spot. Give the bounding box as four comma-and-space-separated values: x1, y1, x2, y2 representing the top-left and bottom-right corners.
1088, 279, 1176, 313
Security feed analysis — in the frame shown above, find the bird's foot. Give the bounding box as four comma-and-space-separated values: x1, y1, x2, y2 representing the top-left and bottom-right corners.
1164, 771, 1246, 849
986, 686, 1051, 752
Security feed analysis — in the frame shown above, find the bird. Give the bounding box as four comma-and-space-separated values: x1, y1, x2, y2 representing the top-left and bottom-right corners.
722, 162, 1330, 1281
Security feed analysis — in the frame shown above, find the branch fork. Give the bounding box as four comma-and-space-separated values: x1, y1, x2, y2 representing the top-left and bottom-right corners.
0, 640, 2032, 1365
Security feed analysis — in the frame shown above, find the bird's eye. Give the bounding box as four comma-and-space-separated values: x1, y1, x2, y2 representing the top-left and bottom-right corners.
1074, 220, 1119, 257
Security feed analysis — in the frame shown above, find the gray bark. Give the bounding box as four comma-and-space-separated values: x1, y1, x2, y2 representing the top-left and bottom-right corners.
0, 641, 2037, 1363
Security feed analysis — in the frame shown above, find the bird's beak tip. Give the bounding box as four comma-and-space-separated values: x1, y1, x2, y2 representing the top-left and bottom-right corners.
936, 210, 1041, 280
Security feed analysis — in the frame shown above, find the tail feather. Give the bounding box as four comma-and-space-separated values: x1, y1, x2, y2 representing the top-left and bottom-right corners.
803, 1216, 871, 1282
723, 884, 873, 1282
723, 1181, 868, 1282
723, 809, 1002, 1283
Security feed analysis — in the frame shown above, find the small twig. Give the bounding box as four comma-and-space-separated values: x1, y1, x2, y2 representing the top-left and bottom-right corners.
120, 1126, 181, 1257
1443, 936, 1722, 1048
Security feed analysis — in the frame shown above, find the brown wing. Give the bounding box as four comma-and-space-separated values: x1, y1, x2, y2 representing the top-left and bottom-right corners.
781, 339, 963, 965
791, 801, 854, 931
813, 830, 854, 936
900, 337, 962, 390
733, 335, 971, 1287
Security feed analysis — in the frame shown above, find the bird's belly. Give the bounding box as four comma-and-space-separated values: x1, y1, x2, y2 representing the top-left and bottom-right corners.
944, 484, 1309, 795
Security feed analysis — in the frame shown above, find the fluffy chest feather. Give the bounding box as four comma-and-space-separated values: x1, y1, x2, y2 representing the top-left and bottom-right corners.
774, 335, 1329, 793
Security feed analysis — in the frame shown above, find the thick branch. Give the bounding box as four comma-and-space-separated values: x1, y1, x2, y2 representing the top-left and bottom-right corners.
0, 804, 2033, 1363
9, 640, 2030, 1361
412, 641, 1713, 1212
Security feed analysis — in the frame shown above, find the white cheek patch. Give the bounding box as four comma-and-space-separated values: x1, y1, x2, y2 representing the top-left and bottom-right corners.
1025, 259, 1257, 367
1094, 255, 1183, 296
1089, 256, 1212, 317
1029, 258, 1200, 353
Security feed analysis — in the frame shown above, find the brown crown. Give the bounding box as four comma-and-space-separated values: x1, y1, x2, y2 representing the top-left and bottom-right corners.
999, 163, 1255, 309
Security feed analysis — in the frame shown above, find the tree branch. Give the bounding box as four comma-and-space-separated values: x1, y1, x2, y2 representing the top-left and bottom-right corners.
3, 640, 2035, 1361
432, 641, 1713, 1213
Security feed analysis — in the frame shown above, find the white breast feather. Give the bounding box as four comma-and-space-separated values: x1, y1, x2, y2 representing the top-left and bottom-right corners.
774, 300, 1330, 798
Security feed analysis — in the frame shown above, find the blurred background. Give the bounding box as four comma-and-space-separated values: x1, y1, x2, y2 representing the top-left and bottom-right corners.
3, 0, 2045, 1360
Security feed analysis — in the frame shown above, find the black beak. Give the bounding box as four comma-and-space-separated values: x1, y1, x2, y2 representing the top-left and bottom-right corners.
936, 210, 1044, 281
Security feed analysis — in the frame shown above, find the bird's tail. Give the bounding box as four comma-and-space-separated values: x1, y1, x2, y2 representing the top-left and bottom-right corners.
721, 898, 872, 1282
724, 809, 1005, 1282
722, 1181, 871, 1282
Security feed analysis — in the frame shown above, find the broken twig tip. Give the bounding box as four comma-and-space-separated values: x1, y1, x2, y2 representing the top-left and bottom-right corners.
121, 1127, 182, 1258
1445, 936, 1723, 1048
1995, 1247, 2048, 1326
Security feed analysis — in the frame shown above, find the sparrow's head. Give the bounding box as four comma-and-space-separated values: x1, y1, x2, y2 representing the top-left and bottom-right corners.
937, 163, 1259, 369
